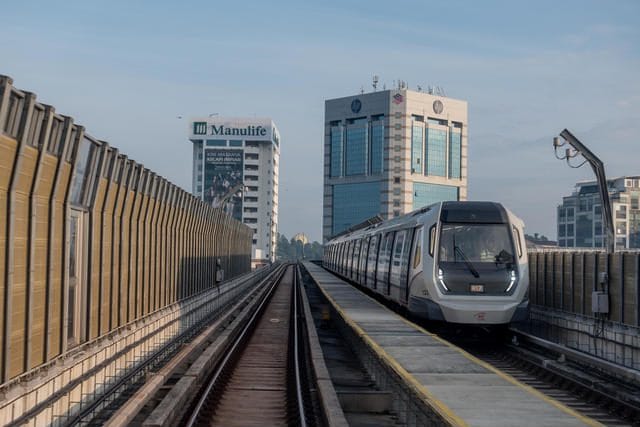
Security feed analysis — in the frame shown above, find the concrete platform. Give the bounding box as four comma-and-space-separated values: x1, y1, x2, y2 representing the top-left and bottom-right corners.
303, 262, 602, 427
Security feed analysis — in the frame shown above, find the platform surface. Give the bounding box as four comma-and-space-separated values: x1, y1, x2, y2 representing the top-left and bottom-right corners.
303, 262, 601, 427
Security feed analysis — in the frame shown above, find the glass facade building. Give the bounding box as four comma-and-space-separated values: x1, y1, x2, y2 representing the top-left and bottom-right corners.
323, 88, 468, 241
413, 183, 459, 210
332, 182, 381, 235
557, 176, 640, 249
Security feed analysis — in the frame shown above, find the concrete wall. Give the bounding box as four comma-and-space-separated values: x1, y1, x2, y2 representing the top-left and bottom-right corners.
0, 75, 252, 384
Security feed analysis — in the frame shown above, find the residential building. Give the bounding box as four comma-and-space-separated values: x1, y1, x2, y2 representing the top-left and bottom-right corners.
557, 176, 640, 249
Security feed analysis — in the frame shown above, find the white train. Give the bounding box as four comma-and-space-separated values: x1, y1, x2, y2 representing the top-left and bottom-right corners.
323, 201, 529, 325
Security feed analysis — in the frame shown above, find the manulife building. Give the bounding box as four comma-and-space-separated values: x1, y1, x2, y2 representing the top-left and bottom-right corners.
323, 87, 468, 242
188, 117, 280, 267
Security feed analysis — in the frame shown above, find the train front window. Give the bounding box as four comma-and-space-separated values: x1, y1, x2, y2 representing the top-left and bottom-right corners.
438, 224, 514, 266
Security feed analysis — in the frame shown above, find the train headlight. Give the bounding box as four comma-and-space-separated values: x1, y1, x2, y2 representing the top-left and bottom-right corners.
505, 270, 517, 292
437, 268, 450, 292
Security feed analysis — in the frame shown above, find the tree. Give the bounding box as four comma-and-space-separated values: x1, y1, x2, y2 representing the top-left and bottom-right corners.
275, 233, 324, 261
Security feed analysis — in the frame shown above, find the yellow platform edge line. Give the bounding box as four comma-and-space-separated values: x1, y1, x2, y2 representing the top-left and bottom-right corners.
309, 271, 467, 427
306, 265, 603, 427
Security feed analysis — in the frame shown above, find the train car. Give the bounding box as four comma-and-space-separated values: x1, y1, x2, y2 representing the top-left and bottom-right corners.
323, 201, 529, 325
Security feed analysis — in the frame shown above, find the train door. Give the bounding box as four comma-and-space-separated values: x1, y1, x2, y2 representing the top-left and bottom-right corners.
351, 239, 361, 281
66, 209, 87, 349
390, 230, 410, 300
377, 232, 394, 295
367, 234, 379, 289
359, 236, 370, 286
404, 226, 423, 304
346, 241, 354, 277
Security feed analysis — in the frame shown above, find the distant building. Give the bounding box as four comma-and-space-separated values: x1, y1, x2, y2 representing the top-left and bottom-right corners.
323, 86, 468, 242
557, 176, 640, 249
188, 117, 280, 267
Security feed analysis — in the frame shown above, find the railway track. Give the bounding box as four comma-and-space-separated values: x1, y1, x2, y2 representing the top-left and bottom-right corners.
319, 265, 640, 426
451, 333, 640, 427
184, 264, 317, 427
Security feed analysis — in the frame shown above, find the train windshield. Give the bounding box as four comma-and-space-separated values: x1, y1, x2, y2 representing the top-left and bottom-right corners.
438, 224, 514, 266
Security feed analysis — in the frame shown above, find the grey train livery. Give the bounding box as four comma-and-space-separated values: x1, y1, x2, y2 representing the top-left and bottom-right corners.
323, 201, 529, 325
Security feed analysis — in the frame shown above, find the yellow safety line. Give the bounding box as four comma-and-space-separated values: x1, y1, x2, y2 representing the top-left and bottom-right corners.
306, 264, 603, 427
310, 271, 467, 426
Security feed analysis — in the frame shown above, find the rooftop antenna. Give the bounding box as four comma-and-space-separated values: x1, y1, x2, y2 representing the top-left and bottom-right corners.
417, 85, 422, 92
372, 75, 379, 91
360, 86, 365, 94
428, 85, 434, 95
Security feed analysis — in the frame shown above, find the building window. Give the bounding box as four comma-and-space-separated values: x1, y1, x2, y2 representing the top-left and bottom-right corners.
413, 183, 458, 210
394, 177, 400, 184
558, 225, 565, 237
229, 140, 243, 147
393, 200, 400, 207
206, 139, 226, 147
370, 121, 384, 175
594, 222, 602, 235
332, 182, 380, 235
411, 124, 423, 174
345, 124, 368, 176
448, 128, 462, 179
330, 125, 343, 177
426, 128, 446, 177
566, 223, 574, 236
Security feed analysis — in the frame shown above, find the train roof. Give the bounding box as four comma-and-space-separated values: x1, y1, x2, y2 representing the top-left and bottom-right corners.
327, 201, 510, 244
328, 203, 439, 243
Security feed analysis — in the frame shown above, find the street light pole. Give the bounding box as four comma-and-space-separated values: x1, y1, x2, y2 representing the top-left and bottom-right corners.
553, 129, 615, 253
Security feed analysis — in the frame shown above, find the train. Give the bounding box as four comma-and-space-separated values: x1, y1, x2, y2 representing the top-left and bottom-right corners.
323, 201, 529, 325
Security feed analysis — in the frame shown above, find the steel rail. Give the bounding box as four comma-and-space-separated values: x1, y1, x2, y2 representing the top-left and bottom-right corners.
185, 264, 289, 427
53, 265, 280, 427
510, 327, 640, 384
293, 266, 308, 427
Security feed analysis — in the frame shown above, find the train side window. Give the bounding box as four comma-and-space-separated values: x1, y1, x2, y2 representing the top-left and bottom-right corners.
428, 225, 436, 256
413, 226, 423, 269
513, 225, 523, 258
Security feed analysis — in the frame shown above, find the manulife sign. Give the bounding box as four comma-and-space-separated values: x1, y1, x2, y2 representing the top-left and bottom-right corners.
189, 117, 278, 144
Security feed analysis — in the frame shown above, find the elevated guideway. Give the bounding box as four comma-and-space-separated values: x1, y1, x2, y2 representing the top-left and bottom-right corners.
302, 261, 602, 427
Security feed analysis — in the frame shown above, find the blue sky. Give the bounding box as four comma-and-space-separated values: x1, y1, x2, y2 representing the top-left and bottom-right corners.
2, 0, 639, 241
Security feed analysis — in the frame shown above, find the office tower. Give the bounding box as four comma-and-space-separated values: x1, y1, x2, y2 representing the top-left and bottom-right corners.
189, 117, 280, 267
323, 86, 468, 241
